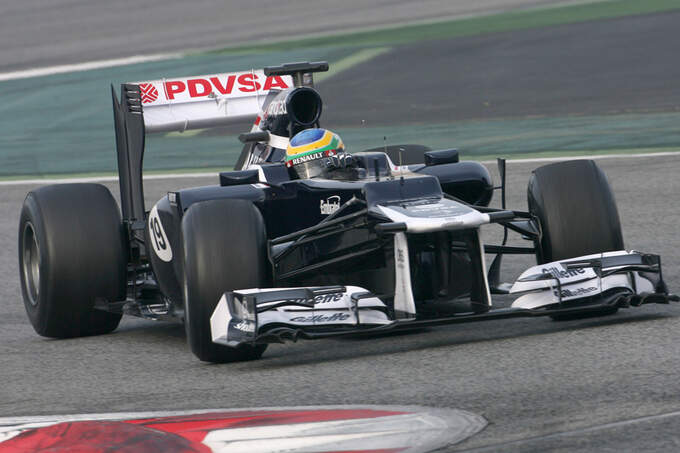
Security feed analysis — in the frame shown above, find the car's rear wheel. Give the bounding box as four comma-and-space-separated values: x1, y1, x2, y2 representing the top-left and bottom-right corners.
527, 160, 624, 320
181, 199, 268, 363
18, 184, 125, 337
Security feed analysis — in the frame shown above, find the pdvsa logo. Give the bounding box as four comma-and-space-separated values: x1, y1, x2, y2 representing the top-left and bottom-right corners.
139, 83, 159, 104
163, 74, 289, 101
134, 72, 293, 106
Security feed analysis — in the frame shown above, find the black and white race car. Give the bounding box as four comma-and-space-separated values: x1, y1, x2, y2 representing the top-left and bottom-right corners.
18, 61, 677, 362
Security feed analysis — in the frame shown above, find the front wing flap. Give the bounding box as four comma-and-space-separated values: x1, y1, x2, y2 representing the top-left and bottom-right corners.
210, 286, 392, 347
510, 251, 669, 309
210, 251, 677, 348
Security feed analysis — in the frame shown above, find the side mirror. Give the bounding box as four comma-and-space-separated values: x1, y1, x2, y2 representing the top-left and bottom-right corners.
424, 149, 459, 166
220, 169, 260, 186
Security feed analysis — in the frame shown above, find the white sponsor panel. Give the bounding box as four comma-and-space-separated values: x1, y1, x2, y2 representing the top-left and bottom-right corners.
257, 285, 392, 328
511, 250, 632, 294
378, 199, 490, 233
135, 71, 291, 106
148, 205, 172, 262
512, 274, 629, 309
211, 286, 391, 346
393, 232, 417, 318
510, 251, 656, 309
258, 308, 390, 328
132, 70, 293, 133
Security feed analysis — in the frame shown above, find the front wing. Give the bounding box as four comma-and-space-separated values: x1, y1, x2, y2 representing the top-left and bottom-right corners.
211, 251, 677, 348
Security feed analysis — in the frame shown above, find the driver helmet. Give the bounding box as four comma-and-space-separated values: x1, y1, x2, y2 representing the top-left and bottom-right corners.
285, 128, 345, 179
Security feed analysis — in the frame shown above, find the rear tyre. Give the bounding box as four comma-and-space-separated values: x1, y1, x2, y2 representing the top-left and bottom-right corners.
527, 160, 624, 320
18, 184, 125, 338
181, 199, 268, 363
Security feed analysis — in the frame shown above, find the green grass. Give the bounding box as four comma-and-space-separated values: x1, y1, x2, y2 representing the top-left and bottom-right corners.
207, 0, 680, 54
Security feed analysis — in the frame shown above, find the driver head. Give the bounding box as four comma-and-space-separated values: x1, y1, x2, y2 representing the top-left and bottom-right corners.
285, 128, 345, 179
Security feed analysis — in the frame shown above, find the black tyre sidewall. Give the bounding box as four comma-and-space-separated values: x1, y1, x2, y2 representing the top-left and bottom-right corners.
528, 160, 624, 320
528, 160, 624, 264
19, 195, 51, 334
18, 184, 125, 338
182, 199, 268, 363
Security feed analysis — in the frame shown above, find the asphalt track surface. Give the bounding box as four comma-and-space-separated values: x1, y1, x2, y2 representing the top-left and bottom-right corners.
2, 154, 680, 452
3, 3, 680, 453
0, 0, 583, 73
320, 9, 680, 126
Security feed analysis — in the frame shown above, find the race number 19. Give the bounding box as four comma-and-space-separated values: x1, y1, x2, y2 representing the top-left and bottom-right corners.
148, 206, 173, 262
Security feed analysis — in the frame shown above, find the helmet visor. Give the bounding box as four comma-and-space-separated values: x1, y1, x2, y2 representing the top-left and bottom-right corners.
292, 159, 328, 179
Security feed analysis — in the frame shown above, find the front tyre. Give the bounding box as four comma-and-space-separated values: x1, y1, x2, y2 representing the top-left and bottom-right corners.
528, 160, 623, 320
528, 159, 623, 264
181, 199, 268, 363
18, 184, 125, 338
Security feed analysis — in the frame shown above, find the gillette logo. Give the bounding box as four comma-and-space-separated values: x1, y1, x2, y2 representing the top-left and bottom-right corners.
541, 265, 586, 279
287, 293, 344, 305
290, 313, 351, 323
554, 287, 598, 298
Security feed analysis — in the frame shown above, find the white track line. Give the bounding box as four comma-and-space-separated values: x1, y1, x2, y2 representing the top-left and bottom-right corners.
0, 172, 216, 186
2, 151, 677, 187
0, 53, 182, 82
0, 0, 613, 83
485, 150, 680, 165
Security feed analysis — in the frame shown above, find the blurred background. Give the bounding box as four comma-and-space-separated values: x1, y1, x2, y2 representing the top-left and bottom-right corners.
1, 0, 678, 176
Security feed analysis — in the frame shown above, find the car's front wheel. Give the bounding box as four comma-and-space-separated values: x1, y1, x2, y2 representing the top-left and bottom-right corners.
527, 160, 624, 320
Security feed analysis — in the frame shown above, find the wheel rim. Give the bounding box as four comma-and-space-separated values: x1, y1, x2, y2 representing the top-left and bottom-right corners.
22, 222, 40, 307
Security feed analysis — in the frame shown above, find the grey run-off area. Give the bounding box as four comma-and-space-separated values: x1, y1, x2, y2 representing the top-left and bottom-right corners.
1, 154, 679, 451
1, 0, 588, 72
2, 5, 680, 176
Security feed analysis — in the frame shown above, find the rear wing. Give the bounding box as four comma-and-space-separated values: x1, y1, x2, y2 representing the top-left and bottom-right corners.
111, 61, 328, 234
134, 70, 293, 133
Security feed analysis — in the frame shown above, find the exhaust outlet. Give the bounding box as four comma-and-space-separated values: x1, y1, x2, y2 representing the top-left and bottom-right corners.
286, 87, 322, 126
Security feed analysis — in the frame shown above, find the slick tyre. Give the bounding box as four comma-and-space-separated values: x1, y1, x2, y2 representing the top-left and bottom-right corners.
527, 160, 623, 320
18, 184, 125, 338
181, 199, 268, 363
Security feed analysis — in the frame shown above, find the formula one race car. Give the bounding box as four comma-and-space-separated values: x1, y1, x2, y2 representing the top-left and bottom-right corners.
18, 61, 677, 362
